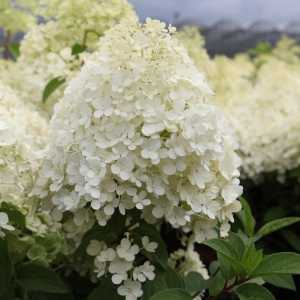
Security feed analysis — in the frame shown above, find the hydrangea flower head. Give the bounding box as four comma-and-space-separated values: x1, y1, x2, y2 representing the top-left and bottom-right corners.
36, 19, 242, 242
7, 0, 137, 114
0, 80, 48, 205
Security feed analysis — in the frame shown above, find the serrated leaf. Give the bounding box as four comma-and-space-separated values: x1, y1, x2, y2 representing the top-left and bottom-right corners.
255, 217, 300, 241
251, 252, 300, 277
0, 239, 12, 296
42, 77, 65, 103
263, 274, 295, 291
16, 263, 70, 294
237, 197, 255, 237
149, 289, 192, 300
203, 239, 245, 274
235, 283, 275, 300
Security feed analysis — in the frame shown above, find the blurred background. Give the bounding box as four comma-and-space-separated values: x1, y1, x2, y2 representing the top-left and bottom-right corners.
129, 0, 300, 55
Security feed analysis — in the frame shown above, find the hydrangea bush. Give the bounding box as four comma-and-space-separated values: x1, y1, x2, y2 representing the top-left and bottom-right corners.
1, 1, 300, 300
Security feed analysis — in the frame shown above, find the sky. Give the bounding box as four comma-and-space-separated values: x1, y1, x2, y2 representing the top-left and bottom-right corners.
129, 0, 300, 28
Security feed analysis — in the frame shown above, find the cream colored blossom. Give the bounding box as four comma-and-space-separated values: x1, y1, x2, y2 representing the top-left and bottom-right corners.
212, 39, 300, 178
7, 0, 137, 115
35, 19, 242, 246
0, 0, 37, 34
0, 80, 48, 232
175, 26, 216, 79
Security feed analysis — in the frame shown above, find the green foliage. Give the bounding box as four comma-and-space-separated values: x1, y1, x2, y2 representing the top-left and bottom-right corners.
16, 263, 70, 294
251, 252, 300, 276
132, 221, 168, 268
263, 274, 296, 291
42, 77, 66, 103
0, 239, 13, 297
149, 289, 192, 300
71, 43, 87, 56
255, 217, 300, 241
249, 41, 273, 57
8, 43, 20, 60
235, 283, 275, 300
184, 272, 207, 295
87, 279, 123, 300
238, 197, 256, 237
0, 202, 26, 230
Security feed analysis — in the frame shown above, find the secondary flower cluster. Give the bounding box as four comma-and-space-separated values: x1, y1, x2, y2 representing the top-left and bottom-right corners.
179, 28, 300, 178
87, 233, 157, 299
0, 80, 48, 210
4, 0, 137, 114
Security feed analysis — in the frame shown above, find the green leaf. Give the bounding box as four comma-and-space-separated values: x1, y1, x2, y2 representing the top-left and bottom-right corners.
133, 222, 168, 268
263, 274, 296, 291
255, 217, 300, 241
142, 267, 185, 300
42, 77, 66, 103
28, 292, 74, 300
218, 253, 235, 280
281, 230, 300, 252
71, 43, 87, 56
184, 272, 208, 295
209, 271, 225, 297
249, 42, 273, 57
0, 239, 12, 296
237, 197, 256, 237
87, 278, 122, 300
0, 202, 26, 230
76, 212, 125, 256
241, 244, 263, 275
149, 289, 192, 300
228, 233, 245, 259
203, 239, 245, 274
142, 272, 168, 300
251, 252, 300, 277
16, 263, 70, 294
8, 43, 20, 60
164, 267, 185, 290
235, 283, 275, 300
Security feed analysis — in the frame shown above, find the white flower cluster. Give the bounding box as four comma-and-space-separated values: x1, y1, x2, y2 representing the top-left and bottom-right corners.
170, 246, 209, 280
0, 212, 14, 237
0, 0, 37, 34
87, 233, 157, 300
182, 33, 300, 178
35, 19, 242, 247
175, 26, 216, 80
212, 39, 300, 178
0, 80, 48, 232
5, 0, 137, 115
